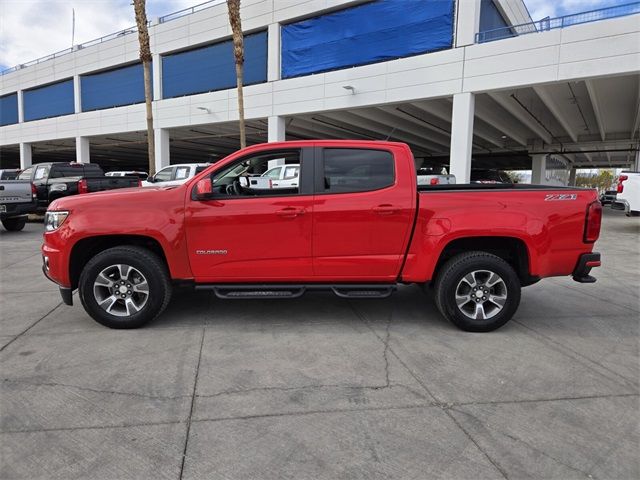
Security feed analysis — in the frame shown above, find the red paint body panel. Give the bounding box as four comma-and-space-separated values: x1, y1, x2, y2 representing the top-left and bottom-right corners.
401, 189, 598, 282
41, 140, 599, 290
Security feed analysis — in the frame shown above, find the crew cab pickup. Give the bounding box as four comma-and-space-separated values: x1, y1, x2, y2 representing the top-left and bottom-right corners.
18, 162, 140, 211
0, 180, 37, 231
42, 141, 602, 332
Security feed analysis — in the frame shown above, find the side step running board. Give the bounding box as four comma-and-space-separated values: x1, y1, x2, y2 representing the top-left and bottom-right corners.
195, 284, 396, 300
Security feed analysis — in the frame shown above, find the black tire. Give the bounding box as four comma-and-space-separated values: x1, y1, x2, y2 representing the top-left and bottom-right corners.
2, 216, 27, 231
434, 251, 521, 332
78, 246, 172, 329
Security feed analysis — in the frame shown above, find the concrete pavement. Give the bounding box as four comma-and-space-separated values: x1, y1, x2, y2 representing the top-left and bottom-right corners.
0, 209, 638, 479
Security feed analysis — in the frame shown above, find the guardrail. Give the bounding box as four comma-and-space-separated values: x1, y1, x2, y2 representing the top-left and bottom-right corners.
476, 1, 640, 43
159, 0, 225, 23
0, 26, 139, 76
0, 0, 227, 76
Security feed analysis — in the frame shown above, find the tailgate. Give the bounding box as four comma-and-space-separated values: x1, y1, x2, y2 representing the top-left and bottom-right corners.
0, 181, 33, 204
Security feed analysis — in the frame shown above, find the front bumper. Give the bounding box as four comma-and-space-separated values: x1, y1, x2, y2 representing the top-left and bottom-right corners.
42, 263, 74, 306
572, 252, 600, 283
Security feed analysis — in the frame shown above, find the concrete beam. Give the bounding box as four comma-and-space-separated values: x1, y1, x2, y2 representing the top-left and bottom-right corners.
585, 80, 605, 141
533, 86, 579, 143
487, 92, 553, 145
449, 92, 475, 183
472, 98, 529, 146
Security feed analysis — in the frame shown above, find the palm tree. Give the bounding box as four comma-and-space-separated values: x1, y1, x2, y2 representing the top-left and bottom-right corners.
133, 0, 155, 175
227, 0, 246, 149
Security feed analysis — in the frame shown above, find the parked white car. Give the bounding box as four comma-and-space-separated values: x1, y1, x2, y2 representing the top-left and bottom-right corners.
612, 171, 640, 216
142, 163, 210, 187
243, 164, 300, 190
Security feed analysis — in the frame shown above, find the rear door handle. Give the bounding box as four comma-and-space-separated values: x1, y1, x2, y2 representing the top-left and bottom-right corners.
372, 204, 397, 215
276, 207, 306, 218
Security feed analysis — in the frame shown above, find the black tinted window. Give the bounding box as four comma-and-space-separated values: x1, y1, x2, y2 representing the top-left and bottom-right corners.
322, 149, 394, 193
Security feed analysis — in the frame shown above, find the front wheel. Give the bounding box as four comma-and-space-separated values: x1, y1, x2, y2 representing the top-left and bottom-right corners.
434, 252, 521, 332
78, 246, 172, 329
2, 216, 27, 231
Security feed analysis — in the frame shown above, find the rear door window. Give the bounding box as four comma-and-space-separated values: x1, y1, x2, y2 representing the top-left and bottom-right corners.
320, 149, 394, 193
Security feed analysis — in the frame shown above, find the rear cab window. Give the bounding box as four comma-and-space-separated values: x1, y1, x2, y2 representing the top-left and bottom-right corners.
319, 148, 395, 193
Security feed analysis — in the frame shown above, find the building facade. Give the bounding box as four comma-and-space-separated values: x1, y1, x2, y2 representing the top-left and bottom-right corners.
1, 0, 639, 182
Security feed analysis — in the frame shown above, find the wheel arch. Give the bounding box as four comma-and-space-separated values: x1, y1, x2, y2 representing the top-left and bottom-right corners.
69, 235, 169, 290
432, 236, 537, 286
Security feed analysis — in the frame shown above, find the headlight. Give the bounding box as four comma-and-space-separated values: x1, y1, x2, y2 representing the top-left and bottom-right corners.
49, 184, 67, 192
44, 211, 69, 231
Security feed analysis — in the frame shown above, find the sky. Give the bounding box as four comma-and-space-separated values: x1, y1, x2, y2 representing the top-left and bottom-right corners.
0, 0, 633, 72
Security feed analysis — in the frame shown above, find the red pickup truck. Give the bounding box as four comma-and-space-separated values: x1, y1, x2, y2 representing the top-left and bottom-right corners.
42, 141, 602, 332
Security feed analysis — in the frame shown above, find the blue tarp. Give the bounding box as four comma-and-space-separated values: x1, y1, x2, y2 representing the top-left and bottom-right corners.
81, 63, 146, 111
162, 31, 268, 99
282, 0, 454, 79
0, 93, 18, 126
24, 79, 74, 121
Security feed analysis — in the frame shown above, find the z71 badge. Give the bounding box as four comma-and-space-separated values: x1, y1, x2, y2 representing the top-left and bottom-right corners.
544, 194, 577, 201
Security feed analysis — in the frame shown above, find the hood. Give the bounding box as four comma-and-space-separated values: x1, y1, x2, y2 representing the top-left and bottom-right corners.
48, 185, 183, 212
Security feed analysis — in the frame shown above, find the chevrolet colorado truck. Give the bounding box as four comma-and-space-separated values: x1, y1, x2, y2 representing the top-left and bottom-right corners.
42, 141, 602, 332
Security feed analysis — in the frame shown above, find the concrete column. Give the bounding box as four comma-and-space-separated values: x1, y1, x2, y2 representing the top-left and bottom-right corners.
449, 92, 475, 183
267, 116, 286, 168
154, 128, 170, 172
73, 75, 82, 113
17, 90, 24, 123
568, 167, 577, 186
267, 23, 281, 82
531, 154, 547, 184
635, 149, 640, 172
455, 0, 482, 47
76, 136, 90, 163
152, 54, 162, 101
268, 115, 286, 142
19, 143, 32, 169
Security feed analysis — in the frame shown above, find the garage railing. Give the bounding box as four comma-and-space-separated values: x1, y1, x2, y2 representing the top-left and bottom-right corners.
476, 1, 640, 43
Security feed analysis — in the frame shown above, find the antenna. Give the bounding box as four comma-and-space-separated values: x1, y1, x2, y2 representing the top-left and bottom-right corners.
71, 8, 75, 47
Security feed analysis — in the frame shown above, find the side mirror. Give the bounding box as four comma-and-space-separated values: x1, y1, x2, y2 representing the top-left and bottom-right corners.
146, 176, 154, 183
194, 178, 213, 200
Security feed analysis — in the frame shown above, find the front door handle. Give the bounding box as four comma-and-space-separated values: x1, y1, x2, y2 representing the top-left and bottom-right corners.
372, 204, 397, 215
276, 207, 306, 218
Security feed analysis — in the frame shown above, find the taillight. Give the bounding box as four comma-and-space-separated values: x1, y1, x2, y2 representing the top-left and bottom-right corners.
617, 175, 628, 193
78, 179, 88, 194
137, 179, 142, 187
430, 177, 439, 185
584, 201, 602, 243
31, 183, 37, 200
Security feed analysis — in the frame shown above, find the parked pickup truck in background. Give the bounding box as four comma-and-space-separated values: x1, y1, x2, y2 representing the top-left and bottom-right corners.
0, 179, 37, 231
42, 140, 602, 332
612, 171, 640, 216
142, 163, 210, 187
18, 162, 141, 211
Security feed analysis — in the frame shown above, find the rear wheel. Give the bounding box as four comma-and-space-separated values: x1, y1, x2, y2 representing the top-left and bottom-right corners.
78, 246, 172, 329
2, 216, 27, 231
434, 252, 521, 332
